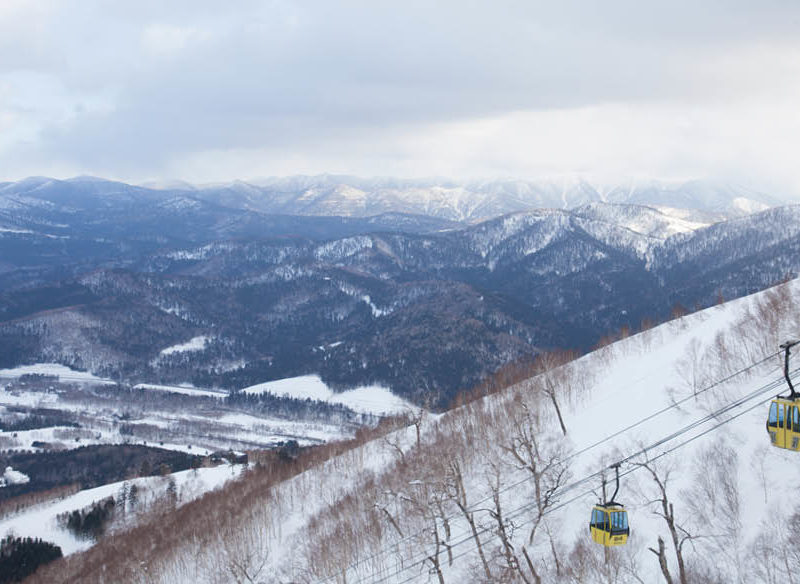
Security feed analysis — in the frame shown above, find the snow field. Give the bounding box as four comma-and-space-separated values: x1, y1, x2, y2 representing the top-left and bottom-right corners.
157, 336, 210, 356
0, 363, 112, 384
207, 277, 800, 584
241, 374, 418, 415
7, 279, 799, 582
0, 462, 246, 556
0, 467, 30, 487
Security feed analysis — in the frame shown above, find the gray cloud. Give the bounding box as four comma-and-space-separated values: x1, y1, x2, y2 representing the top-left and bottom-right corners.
2, 0, 800, 186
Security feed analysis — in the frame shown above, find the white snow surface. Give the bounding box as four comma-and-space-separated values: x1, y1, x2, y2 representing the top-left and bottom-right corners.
0, 227, 34, 234
240, 374, 417, 415
0, 363, 112, 384
732, 196, 770, 214
0, 466, 30, 487
159, 336, 209, 356
0, 463, 244, 556
209, 277, 800, 584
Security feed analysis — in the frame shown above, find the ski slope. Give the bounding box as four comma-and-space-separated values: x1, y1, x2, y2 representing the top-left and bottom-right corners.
261, 277, 800, 583
22, 278, 800, 583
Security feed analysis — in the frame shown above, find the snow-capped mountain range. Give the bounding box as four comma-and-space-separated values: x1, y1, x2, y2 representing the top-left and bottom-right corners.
148, 175, 784, 221
0, 175, 786, 226
2, 177, 800, 405
3, 174, 800, 582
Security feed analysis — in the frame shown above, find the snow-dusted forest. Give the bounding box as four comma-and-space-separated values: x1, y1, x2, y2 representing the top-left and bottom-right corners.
4, 0, 800, 581
17, 276, 800, 583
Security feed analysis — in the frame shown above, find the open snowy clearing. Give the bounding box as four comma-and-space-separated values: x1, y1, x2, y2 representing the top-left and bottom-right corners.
240, 374, 418, 415
0, 462, 246, 556
158, 336, 209, 356
0, 364, 112, 384
133, 383, 227, 399
0, 382, 349, 456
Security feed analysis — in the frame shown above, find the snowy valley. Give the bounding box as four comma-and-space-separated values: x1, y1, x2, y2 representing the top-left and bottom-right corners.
1, 176, 800, 583
3, 0, 800, 580
10, 274, 800, 583
3, 179, 800, 406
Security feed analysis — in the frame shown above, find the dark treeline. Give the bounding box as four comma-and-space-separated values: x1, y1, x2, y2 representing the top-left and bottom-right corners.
58, 497, 116, 540
0, 535, 62, 584
0, 410, 80, 433
0, 445, 199, 502
225, 390, 381, 427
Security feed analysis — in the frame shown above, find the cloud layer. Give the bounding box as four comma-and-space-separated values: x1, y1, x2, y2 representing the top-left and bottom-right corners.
2, 0, 800, 191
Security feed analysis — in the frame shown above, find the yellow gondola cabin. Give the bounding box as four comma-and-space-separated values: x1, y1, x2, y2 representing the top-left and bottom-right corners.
589, 504, 629, 546
589, 463, 630, 547
767, 341, 800, 451
767, 397, 800, 450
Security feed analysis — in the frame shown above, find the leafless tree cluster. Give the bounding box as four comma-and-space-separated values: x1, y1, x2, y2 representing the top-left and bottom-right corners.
283, 357, 586, 584
20, 279, 800, 584
23, 415, 409, 584
748, 506, 800, 584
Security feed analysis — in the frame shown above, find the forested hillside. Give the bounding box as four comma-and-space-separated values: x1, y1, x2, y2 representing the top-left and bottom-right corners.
24, 277, 800, 583
3, 202, 800, 405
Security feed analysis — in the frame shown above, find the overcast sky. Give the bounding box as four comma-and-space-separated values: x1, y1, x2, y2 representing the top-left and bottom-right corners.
2, 0, 800, 191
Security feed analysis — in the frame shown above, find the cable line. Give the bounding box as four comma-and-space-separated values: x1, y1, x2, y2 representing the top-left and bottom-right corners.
419, 394, 775, 584
568, 350, 779, 463
316, 352, 787, 584
344, 365, 793, 584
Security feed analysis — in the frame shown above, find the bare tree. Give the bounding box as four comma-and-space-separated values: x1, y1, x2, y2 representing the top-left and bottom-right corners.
634, 460, 694, 584
487, 465, 534, 584
375, 491, 405, 537
382, 433, 406, 464
544, 377, 568, 436
482, 392, 570, 584
445, 459, 492, 580
402, 478, 451, 584
535, 350, 578, 436
500, 400, 569, 546
682, 441, 741, 582
217, 520, 271, 584
676, 338, 705, 398
402, 403, 429, 450
563, 535, 645, 584
749, 507, 800, 584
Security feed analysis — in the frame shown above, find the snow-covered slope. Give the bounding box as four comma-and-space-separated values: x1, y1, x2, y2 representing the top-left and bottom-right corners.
259, 276, 797, 584
574, 202, 711, 239
184, 176, 785, 221
0, 462, 244, 556
35, 277, 800, 583
240, 374, 417, 415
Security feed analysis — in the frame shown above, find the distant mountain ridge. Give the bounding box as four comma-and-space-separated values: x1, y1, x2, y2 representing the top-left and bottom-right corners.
1, 175, 787, 225
175, 175, 785, 221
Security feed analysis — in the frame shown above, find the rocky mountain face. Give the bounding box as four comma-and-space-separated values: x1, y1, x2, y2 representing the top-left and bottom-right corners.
1, 176, 799, 406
